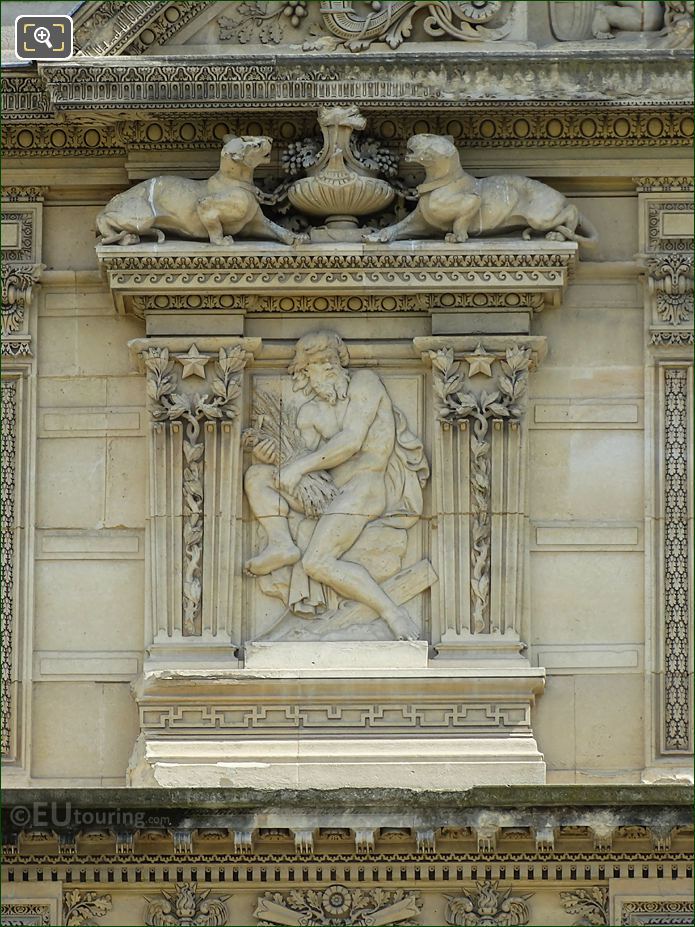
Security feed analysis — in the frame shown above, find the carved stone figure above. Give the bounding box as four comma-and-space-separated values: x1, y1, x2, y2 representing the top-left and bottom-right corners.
244, 331, 433, 642
364, 134, 599, 247
254, 884, 422, 926
96, 135, 306, 246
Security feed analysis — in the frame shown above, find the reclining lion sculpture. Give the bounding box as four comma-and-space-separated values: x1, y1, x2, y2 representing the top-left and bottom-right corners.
97, 135, 305, 246
365, 134, 599, 247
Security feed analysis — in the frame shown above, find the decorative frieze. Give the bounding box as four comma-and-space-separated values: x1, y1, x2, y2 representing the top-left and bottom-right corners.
141, 700, 531, 734
2, 107, 693, 156
619, 900, 694, 925
254, 885, 421, 926
98, 243, 575, 316
37, 55, 694, 116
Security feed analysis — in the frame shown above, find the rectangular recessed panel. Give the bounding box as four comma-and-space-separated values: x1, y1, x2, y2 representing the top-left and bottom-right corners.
535, 525, 640, 547
535, 647, 641, 670
42, 410, 141, 433
534, 402, 639, 424
662, 211, 693, 237
1, 221, 20, 248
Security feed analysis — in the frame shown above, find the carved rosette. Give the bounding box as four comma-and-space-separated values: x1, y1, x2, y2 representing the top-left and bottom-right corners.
417, 336, 546, 650
133, 338, 257, 646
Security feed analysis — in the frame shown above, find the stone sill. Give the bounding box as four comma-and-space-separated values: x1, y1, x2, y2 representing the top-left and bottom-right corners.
3, 784, 692, 811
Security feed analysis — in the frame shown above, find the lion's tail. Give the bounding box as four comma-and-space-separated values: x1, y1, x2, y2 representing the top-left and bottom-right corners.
558, 212, 600, 250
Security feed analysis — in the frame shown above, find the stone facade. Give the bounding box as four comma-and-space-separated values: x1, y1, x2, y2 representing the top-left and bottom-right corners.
1, 1, 693, 924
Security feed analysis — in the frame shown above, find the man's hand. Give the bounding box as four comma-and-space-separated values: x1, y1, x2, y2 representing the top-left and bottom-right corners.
275, 460, 305, 496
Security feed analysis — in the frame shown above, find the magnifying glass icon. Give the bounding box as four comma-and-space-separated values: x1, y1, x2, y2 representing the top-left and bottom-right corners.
34, 26, 53, 48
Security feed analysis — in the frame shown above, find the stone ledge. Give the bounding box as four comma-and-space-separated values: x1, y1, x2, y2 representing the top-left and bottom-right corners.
97, 240, 577, 316
2, 784, 692, 810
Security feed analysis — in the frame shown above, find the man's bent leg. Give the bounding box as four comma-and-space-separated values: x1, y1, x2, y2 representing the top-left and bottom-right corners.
302, 513, 420, 640
244, 464, 300, 575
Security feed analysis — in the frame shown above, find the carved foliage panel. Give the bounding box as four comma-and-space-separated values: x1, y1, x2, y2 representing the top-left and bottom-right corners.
635, 181, 694, 346
659, 365, 693, 754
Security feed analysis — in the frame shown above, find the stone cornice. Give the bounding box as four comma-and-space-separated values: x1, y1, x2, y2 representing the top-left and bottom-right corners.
96, 241, 577, 316
33, 51, 692, 117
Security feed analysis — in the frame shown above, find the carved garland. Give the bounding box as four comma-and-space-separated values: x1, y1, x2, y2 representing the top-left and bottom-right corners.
143, 346, 246, 634
430, 345, 530, 632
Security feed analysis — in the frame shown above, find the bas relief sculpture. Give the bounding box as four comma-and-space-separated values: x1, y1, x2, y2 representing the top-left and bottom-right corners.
243, 331, 433, 642
549, 0, 694, 46
96, 134, 306, 246
365, 134, 599, 246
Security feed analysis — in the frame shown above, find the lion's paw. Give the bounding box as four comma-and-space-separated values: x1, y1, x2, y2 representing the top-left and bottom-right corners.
545, 231, 566, 242
363, 230, 390, 243
445, 232, 468, 243
291, 232, 311, 245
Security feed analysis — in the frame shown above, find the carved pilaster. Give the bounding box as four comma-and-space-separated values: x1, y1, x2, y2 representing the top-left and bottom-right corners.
415, 336, 546, 658
130, 337, 260, 656
1, 188, 42, 774
636, 179, 694, 772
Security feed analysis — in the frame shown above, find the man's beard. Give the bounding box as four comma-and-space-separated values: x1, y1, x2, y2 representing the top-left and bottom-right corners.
311, 366, 349, 404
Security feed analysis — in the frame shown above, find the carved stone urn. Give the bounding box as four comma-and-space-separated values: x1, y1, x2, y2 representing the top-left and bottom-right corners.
287, 105, 395, 240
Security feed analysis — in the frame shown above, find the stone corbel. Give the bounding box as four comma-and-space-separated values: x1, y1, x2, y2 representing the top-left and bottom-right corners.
414, 335, 547, 661
129, 336, 260, 661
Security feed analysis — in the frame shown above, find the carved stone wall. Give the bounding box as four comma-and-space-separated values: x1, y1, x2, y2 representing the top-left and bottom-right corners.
1, 0, 693, 921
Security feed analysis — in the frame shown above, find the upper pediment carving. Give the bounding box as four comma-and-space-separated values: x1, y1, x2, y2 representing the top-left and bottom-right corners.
68, 1, 693, 56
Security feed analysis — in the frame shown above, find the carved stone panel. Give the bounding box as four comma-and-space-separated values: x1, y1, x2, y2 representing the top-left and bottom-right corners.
243, 332, 432, 643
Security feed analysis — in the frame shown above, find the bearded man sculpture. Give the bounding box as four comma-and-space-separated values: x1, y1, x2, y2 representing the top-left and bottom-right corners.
244, 331, 430, 641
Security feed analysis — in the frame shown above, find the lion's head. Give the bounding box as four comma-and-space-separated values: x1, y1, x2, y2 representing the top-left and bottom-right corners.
318, 104, 367, 131
221, 134, 272, 168
405, 134, 459, 171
